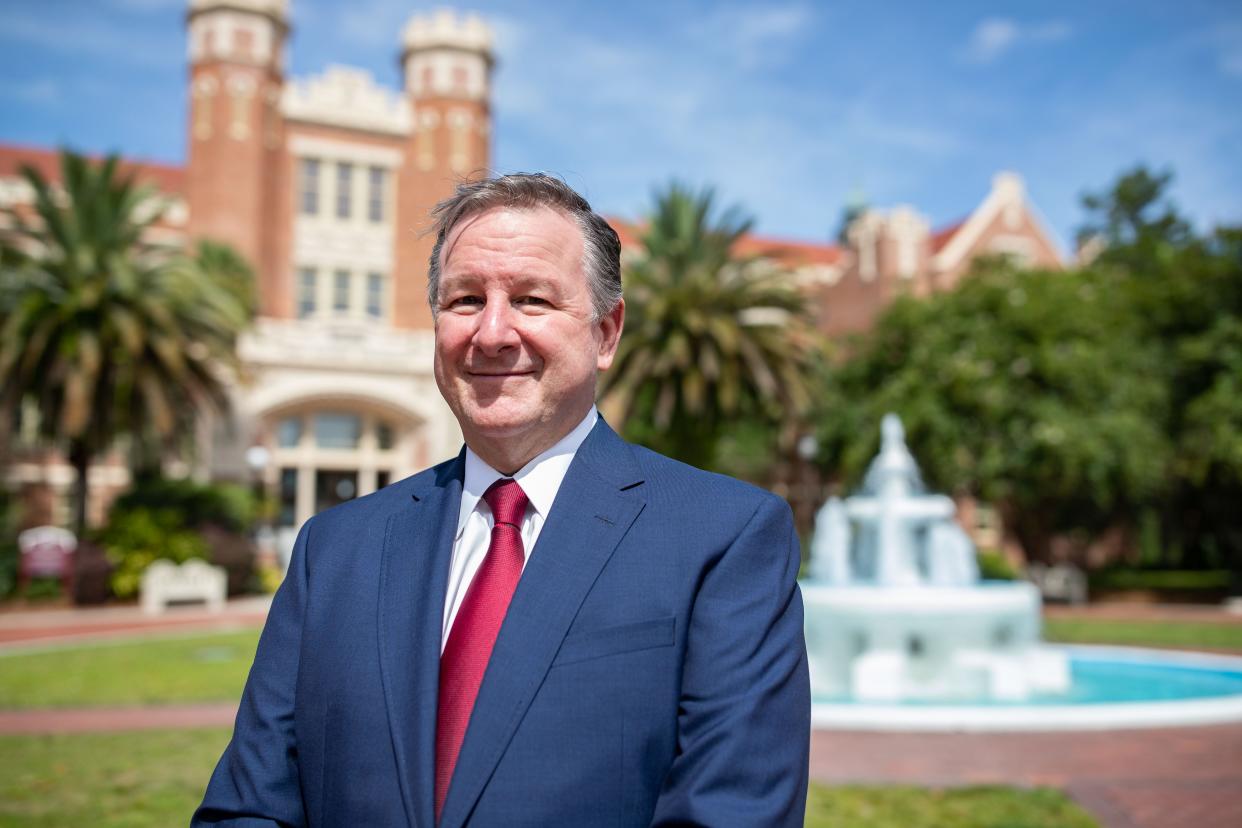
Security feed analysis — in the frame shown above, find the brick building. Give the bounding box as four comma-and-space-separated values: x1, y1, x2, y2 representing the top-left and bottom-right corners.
1, 0, 1062, 556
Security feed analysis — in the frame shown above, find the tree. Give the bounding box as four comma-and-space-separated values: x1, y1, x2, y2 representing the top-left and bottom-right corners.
1080, 168, 1242, 571
602, 183, 817, 471
0, 150, 251, 536
812, 259, 1170, 563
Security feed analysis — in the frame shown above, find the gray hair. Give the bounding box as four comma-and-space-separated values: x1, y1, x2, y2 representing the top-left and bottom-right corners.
426, 173, 623, 320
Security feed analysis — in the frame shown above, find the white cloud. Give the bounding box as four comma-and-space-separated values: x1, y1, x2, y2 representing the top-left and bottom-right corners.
0, 77, 60, 105
963, 17, 1073, 64
0, 11, 175, 68
700, 3, 817, 70
1222, 51, 1242, 78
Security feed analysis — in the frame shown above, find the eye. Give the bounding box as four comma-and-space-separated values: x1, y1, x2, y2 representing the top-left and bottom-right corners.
515, 295, 550, 307
445, 294, 484, 310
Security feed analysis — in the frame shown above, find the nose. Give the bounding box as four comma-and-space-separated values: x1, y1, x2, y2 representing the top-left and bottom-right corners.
472, 297, 521, 356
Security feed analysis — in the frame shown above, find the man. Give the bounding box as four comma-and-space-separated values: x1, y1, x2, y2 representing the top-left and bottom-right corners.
194, 174, 810, 827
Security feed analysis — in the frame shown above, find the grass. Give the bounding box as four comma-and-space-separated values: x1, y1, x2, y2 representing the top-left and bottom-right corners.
806, 784, 1098, 828
0, 728, 231, 828
1043, 617, 1242, 651
0, 728, 1098, 828
0, 630, 260, 709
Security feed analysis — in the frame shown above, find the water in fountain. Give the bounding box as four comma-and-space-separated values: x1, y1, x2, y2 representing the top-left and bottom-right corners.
802, 414, 1070, 702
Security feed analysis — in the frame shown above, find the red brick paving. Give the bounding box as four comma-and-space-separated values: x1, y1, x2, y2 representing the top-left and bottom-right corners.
810, 726, 1242, 828
0, 703, 237, 734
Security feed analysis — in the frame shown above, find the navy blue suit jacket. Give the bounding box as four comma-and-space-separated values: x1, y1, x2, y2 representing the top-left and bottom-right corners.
194, 419, 810, 827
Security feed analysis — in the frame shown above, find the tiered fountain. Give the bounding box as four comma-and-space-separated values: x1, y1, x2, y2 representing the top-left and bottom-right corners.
801, 414, 1070, 703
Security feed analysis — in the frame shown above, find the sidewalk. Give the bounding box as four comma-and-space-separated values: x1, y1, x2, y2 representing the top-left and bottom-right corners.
0, 595, 271, 650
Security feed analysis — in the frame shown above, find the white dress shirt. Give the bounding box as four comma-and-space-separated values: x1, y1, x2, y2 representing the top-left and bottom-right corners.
440, 407, 598, 652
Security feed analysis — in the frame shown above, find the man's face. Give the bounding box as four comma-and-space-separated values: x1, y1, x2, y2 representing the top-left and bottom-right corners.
433, 206, 624, 470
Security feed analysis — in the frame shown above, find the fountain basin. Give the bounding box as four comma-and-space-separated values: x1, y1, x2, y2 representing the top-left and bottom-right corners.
810, 645, 1242, 731
802, 580, 1070, 702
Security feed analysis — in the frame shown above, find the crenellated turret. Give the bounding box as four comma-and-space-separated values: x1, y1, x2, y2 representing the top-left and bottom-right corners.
185, 0, 290, 312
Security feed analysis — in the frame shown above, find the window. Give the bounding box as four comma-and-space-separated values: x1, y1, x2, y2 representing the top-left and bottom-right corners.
278, 468, 298, 527
366, 271, 385, 319
276, 417, 303, 448
367, 167, 385, 223
336, 162, 353, 219
299, 159, 319, 215
234, 28, 254, 60
376, 421, 394, 450
333, 269, 351, 314
314, 413, 361, 449
297, 267, 317, 318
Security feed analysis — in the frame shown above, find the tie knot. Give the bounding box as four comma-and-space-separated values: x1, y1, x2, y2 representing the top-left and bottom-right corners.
483, 478, 528, 528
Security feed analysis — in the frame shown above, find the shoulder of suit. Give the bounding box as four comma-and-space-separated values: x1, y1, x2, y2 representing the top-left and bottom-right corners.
623, 441, 785, 512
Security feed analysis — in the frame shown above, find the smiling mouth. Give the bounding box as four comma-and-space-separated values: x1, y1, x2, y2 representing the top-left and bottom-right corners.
468, 370, 534, 378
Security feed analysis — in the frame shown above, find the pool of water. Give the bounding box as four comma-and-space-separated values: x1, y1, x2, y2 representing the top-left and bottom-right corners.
814, 647, 1242, 707
810, 646, 1242, 731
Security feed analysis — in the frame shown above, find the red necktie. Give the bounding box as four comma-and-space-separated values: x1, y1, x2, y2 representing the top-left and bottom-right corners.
435, 478, 529, 820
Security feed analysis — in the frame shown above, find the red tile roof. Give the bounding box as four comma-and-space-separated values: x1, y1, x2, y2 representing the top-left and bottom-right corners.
607, 216, 844, 268
0, 142, 186, 196
930, 219, 965, 254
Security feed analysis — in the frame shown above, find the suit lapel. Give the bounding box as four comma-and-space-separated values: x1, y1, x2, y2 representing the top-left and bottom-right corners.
438, 421, 646, 828
378, 454, 464, 828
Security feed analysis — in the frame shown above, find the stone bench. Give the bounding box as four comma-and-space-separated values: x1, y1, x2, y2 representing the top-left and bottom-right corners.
141, 559, 227, 615
1026, 563, 1088, 605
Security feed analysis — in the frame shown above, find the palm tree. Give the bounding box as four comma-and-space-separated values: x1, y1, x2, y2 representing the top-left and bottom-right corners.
602, 183, 817, 471
0, 150, 251, 536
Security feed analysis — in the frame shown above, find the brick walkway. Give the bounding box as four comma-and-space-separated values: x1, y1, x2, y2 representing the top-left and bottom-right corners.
3, 599, 1241, 827
810, 726, 1242, 828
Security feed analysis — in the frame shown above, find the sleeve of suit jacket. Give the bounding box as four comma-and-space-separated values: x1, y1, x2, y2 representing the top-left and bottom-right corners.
649, 492, 811, 827
192, 517, 314, 827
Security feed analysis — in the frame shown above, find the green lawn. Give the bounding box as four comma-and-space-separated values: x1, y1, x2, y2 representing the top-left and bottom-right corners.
1043, 617, 1242, 651
0, 630, 261, 709
0, 728, 231, 828
0, 728, 1097, 828
806, 784, 1098, 828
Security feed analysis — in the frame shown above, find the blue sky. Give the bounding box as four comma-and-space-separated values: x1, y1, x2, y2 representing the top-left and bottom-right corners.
2, 0, 1240, 252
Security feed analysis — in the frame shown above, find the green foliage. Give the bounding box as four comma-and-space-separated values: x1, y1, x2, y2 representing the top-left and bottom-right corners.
113, 476, 256, 534
95, 508, 207, 599
814, 164, 1242, 569
604, 182, 819, 470
0, 490, 17, 598
976, 550, 1019, 581
0, 150, 252, 534
1087, 569, 1232, 591
813, 262, 1169, 562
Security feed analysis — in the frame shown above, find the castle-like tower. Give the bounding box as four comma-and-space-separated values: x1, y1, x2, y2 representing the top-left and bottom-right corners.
396, 10, 494, 327
185, 1, 493, 328
182, 2, 495, 544
186, 0, 290, 311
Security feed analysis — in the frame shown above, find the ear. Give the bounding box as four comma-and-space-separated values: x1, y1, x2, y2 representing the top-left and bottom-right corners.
595, 298, 625, 372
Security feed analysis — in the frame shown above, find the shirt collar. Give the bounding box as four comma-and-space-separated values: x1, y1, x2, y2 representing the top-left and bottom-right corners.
458, 407, 598, 537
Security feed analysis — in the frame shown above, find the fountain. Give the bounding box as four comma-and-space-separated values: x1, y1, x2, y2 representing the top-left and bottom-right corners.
801, 414, 1070, 703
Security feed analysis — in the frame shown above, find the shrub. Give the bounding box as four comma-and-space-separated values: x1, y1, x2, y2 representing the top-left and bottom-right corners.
201, 524, 255, 596
71, 540, 113, 605
113, 477, 256, 534
97, 508, 207, 599
0, 491, 17, 599
977, 550, 1019, 581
